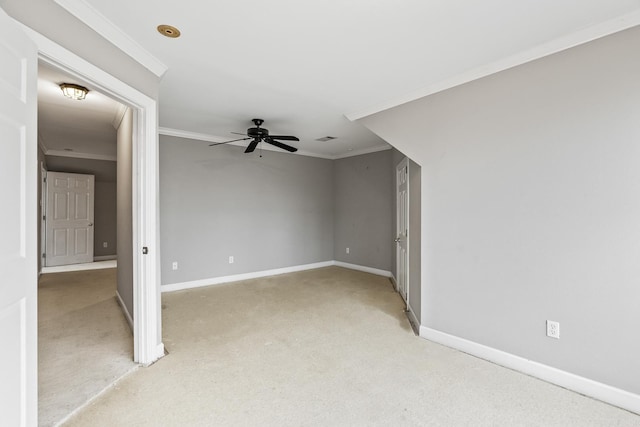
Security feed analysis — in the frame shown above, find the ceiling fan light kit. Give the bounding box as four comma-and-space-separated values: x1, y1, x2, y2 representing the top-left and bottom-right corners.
209, 118, 299, 153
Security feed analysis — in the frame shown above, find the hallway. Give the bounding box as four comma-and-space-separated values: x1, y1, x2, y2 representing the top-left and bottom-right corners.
38, 266, 135, 426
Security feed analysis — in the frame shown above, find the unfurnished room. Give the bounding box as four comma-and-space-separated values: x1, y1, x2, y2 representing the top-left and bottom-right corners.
1, 1, 640, 426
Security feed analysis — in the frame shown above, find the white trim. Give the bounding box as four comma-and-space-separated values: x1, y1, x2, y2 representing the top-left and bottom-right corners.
405, 304, 419, 333
162, 260, 394, 293
53, 0, 167, 77
162, 261, 334, 293
44, 149, 116, 162
41, 259, 116, 273
115, 290, 133, 331
389, 274, 398, 291
395, 157, 410, 309
420, 326, 640, 415
333, 261, 392, 278
159, 126, 389, 160
23, 24, 164, 365
159, 127, 229, 144
346, 9, 640, 121
332, 144, 392, 160
93, 255, 117, 261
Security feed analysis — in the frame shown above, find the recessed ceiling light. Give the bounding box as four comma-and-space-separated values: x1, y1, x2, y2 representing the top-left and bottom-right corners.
157, 25, 181, 38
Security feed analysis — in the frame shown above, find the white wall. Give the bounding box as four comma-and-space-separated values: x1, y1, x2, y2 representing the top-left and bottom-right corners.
360, 26, 640, 395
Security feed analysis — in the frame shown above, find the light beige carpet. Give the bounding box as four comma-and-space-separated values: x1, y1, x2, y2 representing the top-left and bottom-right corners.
39, 268, 136, 427
65, 267, 639, 426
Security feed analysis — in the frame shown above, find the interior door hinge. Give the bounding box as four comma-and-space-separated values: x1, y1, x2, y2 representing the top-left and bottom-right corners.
142, 247, 149, 254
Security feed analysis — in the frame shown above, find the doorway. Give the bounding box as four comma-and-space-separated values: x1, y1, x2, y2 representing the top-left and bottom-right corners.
395, 157, 409, 307
44, 171, 95, 267
28, 27, 163, 364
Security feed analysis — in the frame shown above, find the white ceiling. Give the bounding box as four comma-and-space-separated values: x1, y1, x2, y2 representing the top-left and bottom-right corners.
38, 61, 123, 160
33, 0, 640, 159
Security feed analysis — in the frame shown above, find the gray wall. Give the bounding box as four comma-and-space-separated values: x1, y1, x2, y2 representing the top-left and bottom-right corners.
117, 108, 133, 317
94, 181, 117, 257
360, 26, 640, 394
160, 136, 334, 286
333, 150, 393, 271
44, 156, 117, 257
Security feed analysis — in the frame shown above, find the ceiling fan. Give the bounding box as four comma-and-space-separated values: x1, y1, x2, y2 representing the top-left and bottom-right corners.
210, 119, 299, 153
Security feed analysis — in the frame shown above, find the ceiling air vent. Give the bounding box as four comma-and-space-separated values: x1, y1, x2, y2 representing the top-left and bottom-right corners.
315, 136, 337, 142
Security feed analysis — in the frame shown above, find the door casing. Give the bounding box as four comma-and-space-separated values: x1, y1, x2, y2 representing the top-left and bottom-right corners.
396, 157, 410, 308
22, 25, 164, 365
44, 171, 95, 267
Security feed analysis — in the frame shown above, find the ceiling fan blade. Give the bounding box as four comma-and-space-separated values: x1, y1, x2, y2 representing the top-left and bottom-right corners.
269, 135, 299, 141
265, 137, 298, 153
231, 132, 247, 136
245, 139, 260, 153
209, 137, 251, 146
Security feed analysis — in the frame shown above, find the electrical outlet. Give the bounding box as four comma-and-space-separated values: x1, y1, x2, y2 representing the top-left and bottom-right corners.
172, 262, 178, 270
346, 247, 350, 254
103, 241, 108, 248
229, 256, 234, 264
546, 320, 560, 339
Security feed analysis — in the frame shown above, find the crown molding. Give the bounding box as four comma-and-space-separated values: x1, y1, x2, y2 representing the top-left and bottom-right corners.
45, 149, 117, 162
346, 9, 640, 121
54, 0, 168, 77
158, 127, 229, 144
159, 126, 389, 160
160, 127, 339, 160
332, 144, 392, 160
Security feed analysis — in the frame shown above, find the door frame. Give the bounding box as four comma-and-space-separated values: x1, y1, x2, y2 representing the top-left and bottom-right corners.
24, 26, 164, 364
395, 157, 410, 309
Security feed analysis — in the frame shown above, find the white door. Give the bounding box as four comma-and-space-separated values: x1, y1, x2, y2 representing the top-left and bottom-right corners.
45, 171, 95, 266
0, 6, 38, 426
396, 158, 409, 305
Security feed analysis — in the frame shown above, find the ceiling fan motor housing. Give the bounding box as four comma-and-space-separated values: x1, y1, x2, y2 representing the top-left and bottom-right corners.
247, 127, 268, 139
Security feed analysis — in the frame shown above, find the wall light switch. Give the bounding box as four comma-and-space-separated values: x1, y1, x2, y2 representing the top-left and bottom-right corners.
229, 256, 234, 264
172, 262, 178, 270
346, 247, 350, 254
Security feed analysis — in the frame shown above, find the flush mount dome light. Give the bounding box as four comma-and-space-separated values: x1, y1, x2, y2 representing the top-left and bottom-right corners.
157, 24, 181, 38
60, 83, 89, 100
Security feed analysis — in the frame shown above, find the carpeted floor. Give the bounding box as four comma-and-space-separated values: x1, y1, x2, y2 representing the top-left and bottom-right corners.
63, 266, 639, 426
38, 268, 136, 427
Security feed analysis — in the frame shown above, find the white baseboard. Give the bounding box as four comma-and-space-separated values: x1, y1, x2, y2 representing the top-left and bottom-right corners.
115, 290, 133, 331
389, 274, 398, 291
41, 259, 117, 273
94, 255, 117, 261
333, 261, 392, 278
406, 304, 419, 326
420, 326, 640, 415
162, 260, 393, 293
162, 261, 335, 293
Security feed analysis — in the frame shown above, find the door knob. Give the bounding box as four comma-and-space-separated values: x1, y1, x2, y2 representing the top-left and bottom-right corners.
88, 222, 93, 226
394, 237, 401, 242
